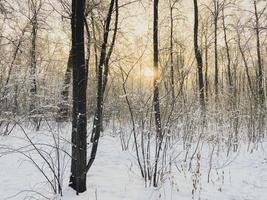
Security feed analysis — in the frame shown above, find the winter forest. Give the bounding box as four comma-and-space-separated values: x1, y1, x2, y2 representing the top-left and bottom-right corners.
0, 0, 266, 199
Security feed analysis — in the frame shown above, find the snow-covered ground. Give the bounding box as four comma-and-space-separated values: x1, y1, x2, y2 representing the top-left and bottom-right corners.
0, 124, 267, 200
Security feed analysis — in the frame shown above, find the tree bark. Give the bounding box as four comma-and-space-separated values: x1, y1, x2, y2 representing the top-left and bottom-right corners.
86, 0, 116, 172
69, 0, 87, 193
193, 0, 205, 107
153, 0, 163, 187
29, 12, 37, 113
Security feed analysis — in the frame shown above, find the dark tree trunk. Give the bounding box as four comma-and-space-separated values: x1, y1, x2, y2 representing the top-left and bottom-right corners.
84, 15, 91, 86
91, 13, 99, 76
99, 0, 119, 132
69, 2, 77, 190
193, 0, 205, 107
86, 0, 116, 172
69, 0, 87, 193
152, 0, 163, 187
102, 0, 119, 95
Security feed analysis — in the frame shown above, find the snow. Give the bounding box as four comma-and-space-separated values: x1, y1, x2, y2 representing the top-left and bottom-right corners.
0, 124, 267, 200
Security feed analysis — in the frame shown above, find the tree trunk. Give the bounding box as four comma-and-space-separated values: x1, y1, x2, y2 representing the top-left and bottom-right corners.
222, 5, 233, 92
193, 0, 205, 107
153, 0, 163, 187
58, 48, 72, 121
91, 13, 99, 76
86, 0, 116, 173
69, 0, 87, 193
237, 31, 255, 100
29, 14, 37, 113
214, 0, 219, 101
204, 25, 209, 101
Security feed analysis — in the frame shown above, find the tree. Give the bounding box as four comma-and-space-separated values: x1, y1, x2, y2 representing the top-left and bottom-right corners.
222, 0, 233, 92
152, 0, 163, 187
169, 0, 180, 102
58, 48, 72, 121
235, 23, 255, 99
69, 0, 87, 193
253, 0, 265, 105
193, 0, 205, 107
213, 0, 220, 101
202, 14, 212, 101
29, 0, 41, 114
86, 0, 118, 173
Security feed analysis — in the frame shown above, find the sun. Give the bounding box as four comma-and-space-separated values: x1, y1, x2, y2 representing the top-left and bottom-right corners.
143, 68, 154, 79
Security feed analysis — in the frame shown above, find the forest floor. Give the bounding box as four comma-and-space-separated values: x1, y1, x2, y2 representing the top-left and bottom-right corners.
0, 123, 267, 200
